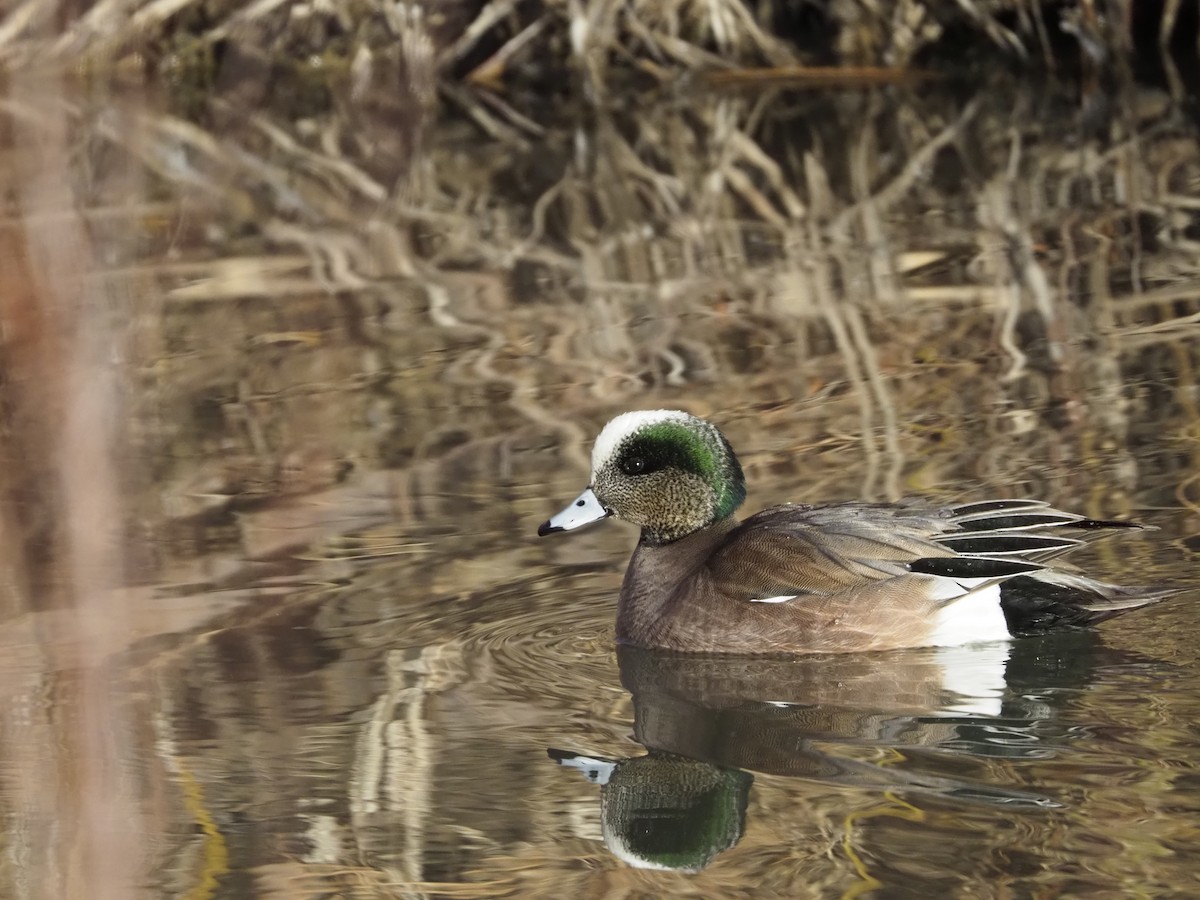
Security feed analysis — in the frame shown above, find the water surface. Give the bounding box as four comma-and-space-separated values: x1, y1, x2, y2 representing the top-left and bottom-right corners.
0, 27, 1199, 900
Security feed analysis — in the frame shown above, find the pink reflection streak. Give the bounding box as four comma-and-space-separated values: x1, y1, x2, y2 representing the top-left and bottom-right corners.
7, 64, 145, 900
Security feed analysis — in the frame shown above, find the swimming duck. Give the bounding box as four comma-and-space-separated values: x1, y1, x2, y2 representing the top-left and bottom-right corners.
537, 410, 1175, 654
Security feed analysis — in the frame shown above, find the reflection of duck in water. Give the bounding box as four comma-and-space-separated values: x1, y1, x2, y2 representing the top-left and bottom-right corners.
539, 411, 1178, 654
549, 748, 752, 873
553, 633, 1138, 871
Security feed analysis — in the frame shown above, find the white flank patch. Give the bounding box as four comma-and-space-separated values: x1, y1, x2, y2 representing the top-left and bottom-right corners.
751, 594, 797, 604
926, 578, 1010, 647
934, 642, 1011, 716
591, 409, 696, 473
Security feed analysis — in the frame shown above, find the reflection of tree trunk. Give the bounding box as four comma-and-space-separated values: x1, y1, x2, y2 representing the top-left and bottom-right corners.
0, 184, 67, 618
0, 70, 75, 900
0, 64, 144, 900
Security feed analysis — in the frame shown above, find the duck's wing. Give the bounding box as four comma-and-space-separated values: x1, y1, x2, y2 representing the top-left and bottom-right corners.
707, 504, 946, 601
689, 500, 1170, 651
707, 500, 1133, 603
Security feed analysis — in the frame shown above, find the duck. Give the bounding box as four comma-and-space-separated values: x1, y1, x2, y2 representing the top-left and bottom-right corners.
537, 409, 1177, 654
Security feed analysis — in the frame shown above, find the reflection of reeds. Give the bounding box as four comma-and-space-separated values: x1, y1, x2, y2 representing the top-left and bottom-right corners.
28, 38, 1194, 563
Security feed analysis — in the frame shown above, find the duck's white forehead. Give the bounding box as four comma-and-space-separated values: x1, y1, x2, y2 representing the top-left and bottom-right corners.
591, 409, 695, 473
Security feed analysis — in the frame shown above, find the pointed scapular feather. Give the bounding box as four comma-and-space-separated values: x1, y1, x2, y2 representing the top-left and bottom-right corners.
953, 512, 1086, 532
1070, 518, 1144, 530
909, 556, 1046, 578
950, 499, 1051, 516
935, 533, 1084, 556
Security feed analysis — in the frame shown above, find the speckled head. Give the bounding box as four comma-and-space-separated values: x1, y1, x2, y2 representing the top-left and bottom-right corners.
587, 410, 746, 544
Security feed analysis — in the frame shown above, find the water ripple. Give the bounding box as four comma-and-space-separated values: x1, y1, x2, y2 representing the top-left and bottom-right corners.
460, 589, 619, 701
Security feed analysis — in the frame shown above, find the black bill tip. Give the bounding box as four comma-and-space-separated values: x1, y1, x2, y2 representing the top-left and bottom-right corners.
538, 520, 564, 537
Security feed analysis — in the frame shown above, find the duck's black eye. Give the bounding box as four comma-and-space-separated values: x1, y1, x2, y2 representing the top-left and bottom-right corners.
621, 455, 648, 476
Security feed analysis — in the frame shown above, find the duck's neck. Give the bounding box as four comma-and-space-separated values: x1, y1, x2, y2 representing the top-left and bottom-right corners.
617, 519, 738, 648
638, 511, 730, 547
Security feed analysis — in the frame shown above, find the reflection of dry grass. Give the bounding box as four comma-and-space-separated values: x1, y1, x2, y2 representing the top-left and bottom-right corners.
7, 23, 1188, 594
256, 861, 508, 898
